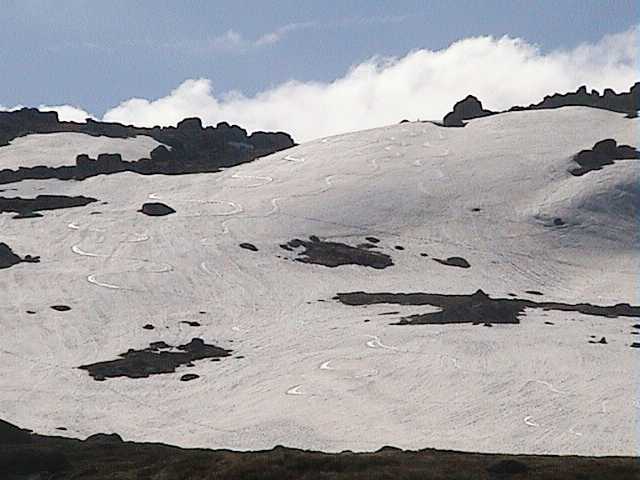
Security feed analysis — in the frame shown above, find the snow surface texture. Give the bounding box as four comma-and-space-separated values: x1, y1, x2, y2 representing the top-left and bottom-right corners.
0, 132, 163, 168
0, 107, 638, 456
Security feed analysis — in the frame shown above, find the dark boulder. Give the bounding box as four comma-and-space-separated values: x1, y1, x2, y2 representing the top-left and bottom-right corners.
138, 202, 176, 217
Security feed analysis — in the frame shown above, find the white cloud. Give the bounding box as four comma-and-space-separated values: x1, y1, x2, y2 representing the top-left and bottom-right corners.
5, 27, 637, 142
101, 26, 638, 142
39, 104, 94, 122
0, 103, 93, 122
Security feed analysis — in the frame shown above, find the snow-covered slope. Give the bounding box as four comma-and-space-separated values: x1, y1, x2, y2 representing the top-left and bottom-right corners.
0, 107, 638, 456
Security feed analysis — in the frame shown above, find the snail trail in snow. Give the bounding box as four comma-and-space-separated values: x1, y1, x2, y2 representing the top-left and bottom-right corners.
334, 289, 640, 326
78, 338, 232, 381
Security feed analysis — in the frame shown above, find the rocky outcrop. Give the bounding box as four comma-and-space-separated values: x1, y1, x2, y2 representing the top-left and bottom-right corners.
570, 139, 639, 176
511, 83, 639, 117
441, 83, 639, 127
442, 95, 494, 126
0, 110, 295, 184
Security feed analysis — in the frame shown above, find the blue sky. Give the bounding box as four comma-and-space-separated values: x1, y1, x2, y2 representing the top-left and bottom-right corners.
1, 1, 638, 140
2, 0, 637, 114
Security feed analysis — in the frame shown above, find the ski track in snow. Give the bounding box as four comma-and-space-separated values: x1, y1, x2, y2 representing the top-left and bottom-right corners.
284, 154, 305, 163
230, 173, 273, 187
365, 335, 397, 351
526, 379, 565, 394
319, 360, 334, 370
286, 385, 304, 396
86, 274, 121, 290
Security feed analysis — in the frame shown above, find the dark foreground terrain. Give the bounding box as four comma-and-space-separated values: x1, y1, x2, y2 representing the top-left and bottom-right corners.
1, 420, 638, 480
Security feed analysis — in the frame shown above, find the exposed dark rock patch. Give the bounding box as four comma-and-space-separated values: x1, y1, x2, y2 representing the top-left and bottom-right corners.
56, 427, 67, 431
394, 245, 405, 251
442, 96, 495, 127
180, 321, 201, 327
0, 417, 637, 480
525, 290, 544, 296
420, 253, 428, 257
180, 374, 200, 382
138, 202, 175, 217
12, 211, 43, 219
471, 208, 482, 212
487, 459, 528, 476
0, 419, 32, 444
365, 236, 380, 244
553, 217, 565, 226
142, 324, 155, 330
282, 236, 393, 269
632, 324, 640, 329
433, 256, 470, 268
0, 195, 97, 217
85, 433, 123, 444
440, 83, 639, 127
357, 243, 378, 249
0, 243, 26, 269
26, 310, 36, 315
0, 109, 295, 185
569, 139, 639, 176
545, 321, 555, 325
334, 289, 640, 326
50, 305, 71, 312
630, 342, 640, 348
239, 242, 258, 252
589, 337, 607, 345
78, 338, 232, 381
379, 311, 400, 316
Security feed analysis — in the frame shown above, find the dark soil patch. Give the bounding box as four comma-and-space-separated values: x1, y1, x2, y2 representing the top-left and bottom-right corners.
0, 195, 97, 217
50, 305, 71, 312
239, 243, 258, 252
78, 338, 232, 381
282, 236, 393, 269
138, 202, 175, 217
570, 139, 639, 176
0, 417, 637, 480
433, 256, 470, 268
334, 289, 640, 326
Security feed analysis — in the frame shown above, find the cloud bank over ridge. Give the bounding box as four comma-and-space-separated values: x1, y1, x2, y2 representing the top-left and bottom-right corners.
10, 26, 640, 142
